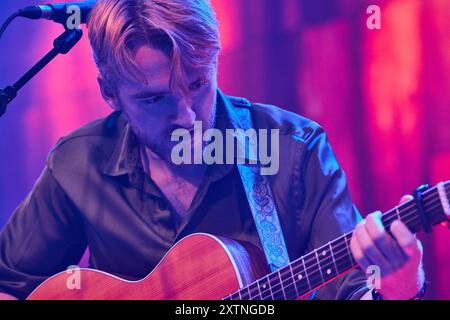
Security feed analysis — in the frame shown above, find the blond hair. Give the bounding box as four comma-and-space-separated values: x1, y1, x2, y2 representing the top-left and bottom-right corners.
87, 0, 220, 91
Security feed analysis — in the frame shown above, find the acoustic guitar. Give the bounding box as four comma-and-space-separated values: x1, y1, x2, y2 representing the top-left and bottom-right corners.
27, 182, 450, 300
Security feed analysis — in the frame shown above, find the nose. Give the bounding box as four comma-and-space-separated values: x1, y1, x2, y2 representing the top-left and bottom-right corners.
172, 95, 196, 129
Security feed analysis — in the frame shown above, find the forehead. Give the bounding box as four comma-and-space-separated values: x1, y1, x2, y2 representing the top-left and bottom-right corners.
133, 45, 171, 85
129, 45, 212, 89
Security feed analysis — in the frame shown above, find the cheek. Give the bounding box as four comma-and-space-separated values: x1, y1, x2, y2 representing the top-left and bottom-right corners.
195, 88, 217, 116
120, 101, 167, 136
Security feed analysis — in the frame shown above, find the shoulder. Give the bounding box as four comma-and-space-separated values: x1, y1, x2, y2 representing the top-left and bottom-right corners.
47, 111, 124, 171
54, 111, 123, 144
226, 95, 323, 143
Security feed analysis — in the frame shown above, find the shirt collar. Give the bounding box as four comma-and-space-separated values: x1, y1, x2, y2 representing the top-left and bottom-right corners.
216, 89, 259, 163
103, 118, 140, 178
103, 89, 259, 182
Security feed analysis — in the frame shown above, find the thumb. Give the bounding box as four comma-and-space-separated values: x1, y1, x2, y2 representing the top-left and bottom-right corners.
400, 194, 414, 205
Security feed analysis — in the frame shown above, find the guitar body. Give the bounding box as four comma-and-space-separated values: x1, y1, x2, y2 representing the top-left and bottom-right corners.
27, 234, 269, 300
26, 180, 450, 300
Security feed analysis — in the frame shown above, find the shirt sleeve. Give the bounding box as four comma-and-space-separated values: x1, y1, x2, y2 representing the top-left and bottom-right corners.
298, 126, 369, 300
0, 166, 87, 300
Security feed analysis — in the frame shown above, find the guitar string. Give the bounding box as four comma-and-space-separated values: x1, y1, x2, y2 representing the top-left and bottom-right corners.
227, 194, 446, 300
252, 217, 424, 301
227, 185, 449, 300
228, 201, 431, 300
250, 254, 364, 300
252, 254, 359, 300
227, 217, 428, 300
255, 192, 443, 283
238, 222, 404, 299
238, 195, 441, 297
235, 203, 431, 300
239, 197, 445, 300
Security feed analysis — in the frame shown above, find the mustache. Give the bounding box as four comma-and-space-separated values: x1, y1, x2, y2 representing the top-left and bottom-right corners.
166, 126, 194, 138
166, 120, 216, 137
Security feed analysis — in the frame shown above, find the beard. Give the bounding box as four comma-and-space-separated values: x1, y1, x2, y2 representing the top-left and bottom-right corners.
141, 103, 217, 165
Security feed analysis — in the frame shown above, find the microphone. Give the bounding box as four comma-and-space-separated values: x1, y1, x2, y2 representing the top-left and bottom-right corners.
18, 1, 95, 25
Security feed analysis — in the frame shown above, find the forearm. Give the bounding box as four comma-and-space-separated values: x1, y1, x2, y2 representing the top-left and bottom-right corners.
0, 166, 87, 299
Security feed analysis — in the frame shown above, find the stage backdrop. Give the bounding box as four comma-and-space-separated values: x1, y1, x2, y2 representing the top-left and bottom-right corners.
0, 0, 449, 299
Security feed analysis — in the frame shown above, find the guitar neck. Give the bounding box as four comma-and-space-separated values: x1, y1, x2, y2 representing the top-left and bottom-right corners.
224, 182, 450, 300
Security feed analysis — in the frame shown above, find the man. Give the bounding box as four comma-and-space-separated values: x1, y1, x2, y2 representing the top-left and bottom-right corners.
0, 0, 424, 300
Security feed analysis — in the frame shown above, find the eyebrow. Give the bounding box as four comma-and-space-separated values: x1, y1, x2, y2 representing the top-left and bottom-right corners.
129, 75, 207, 99
130, 89, 170, 99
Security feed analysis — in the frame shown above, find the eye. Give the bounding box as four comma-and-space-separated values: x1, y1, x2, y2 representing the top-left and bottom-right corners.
142, 95, 165, 105
189, 79, 208, 91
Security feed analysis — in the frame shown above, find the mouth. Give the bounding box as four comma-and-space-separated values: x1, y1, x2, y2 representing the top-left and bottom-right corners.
167, 127, 196, 139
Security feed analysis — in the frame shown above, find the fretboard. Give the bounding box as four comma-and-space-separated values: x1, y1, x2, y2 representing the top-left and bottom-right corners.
223, 182, 449, 300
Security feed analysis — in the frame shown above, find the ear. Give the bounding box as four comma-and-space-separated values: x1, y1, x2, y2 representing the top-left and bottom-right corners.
97, 74, 121, 111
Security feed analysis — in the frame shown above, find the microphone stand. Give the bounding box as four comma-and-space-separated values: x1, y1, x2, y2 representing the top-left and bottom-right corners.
0, 28, 83, 118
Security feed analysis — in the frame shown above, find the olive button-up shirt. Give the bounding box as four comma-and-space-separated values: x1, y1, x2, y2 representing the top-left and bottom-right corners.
0, 90, 369, 300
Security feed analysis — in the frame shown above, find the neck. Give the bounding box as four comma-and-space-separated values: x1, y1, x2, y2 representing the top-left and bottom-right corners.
140, 143, 207, 184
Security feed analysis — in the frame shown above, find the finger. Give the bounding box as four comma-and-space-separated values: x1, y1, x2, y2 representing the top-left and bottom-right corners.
390, 220, 422, 260
350, 232, 371, 271
399, 195, 414, 205
365, 212, 407, 266
354, 221, 392, 272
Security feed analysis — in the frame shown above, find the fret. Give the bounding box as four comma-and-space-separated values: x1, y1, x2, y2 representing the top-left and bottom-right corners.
328, 242, 339, 277
401, 205, 422, 233
277, 269, 287, 300
267, 276, 274, 300
314, 249, 325, 282
316, 244, 337, 282
267, 271, 285, 300
240, 286, 251, 300
256, 280, 263, 300
343, 234, 354, 265
382, 205, 400, 224
303, 251, 323, 290
278, 266, 297, 300
300, 256, 311, 292
257, 276, 273, 300
248, 282, 260, 300
383, 201, 423, 233
289, 263, 300, 298
327, 235, 353, 277
224, 182, 450, 302
413, 186, 441, 231
290, 257, 311, 296
395, 206, 401, 221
